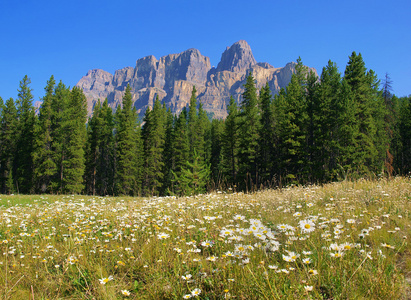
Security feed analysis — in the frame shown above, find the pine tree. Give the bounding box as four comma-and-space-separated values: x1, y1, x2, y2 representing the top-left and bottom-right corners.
33, 75, 57, 193
84, 100, 103, 195
172, 149, 210, 196
0, 98, 18, 194
170, 108, 189, 195
344, 52, 378, 174
98, 99, 115, 195
50, 81, 70, 193
142, 96, 166, 195
258, 82, 275, 184
115, 84, 142, 195
274, 58, 309, 183
238, 72, 261, 190
210, 118, 225, 189
315, 60, 343, 181
62, 86, 87, 194
161, 107, 174, 195
15, 75, 36, 193
223, 96, 240, 185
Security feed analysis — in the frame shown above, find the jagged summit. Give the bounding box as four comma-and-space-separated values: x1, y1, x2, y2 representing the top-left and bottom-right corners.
216, 40, 256, 73
76, 41, 316, 118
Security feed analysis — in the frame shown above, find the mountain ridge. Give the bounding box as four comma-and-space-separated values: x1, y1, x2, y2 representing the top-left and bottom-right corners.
76, 40, 317, 118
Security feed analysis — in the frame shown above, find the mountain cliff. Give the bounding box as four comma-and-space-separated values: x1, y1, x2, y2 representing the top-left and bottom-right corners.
76, 40, 316, 118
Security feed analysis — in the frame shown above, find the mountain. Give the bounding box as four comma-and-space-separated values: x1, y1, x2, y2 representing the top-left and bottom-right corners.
76, 40, 316, 118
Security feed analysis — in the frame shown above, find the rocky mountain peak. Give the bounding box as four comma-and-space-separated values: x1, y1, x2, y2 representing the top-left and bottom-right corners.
216, 40, 257, 73
76, 41, 317, 118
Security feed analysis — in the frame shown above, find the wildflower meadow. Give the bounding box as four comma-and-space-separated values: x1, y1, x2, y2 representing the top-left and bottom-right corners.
0, 177, 410, 299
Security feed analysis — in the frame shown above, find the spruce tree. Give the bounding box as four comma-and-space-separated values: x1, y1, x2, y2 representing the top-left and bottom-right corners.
223, 96, 240, 185
142, 96, 166, 195
316, 61, 343, 181
15, 75, 36, 193
50, 81, 70, 193
238, 72, 261, 190
210, 118, 224, 189
161, 107, 174, 195
274, 59, 309, 183
62, 86, 87, 194
344, 52, 378, 174
170, 108, 189, 195
258, 82, 275, 184
98, 99, 115, 195
84, 100, 103, 195
0, 98, 18, 194
115, 84, 142, 195
33, 75, 57, 193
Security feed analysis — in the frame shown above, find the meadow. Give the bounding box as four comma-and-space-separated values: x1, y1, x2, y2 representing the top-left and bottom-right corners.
0, 177, 410, 299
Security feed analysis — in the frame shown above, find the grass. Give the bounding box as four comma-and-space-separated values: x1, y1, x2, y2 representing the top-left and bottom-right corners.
0, 177, 410, 299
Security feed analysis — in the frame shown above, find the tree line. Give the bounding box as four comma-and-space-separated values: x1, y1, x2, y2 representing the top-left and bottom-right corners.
1, 52, 410, 196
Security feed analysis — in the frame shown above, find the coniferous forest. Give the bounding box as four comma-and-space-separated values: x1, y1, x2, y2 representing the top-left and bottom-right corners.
1, 53, 411, 196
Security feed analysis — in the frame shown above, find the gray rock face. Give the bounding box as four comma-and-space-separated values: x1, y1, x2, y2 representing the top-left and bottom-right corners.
216, 40, 257, 73
76, 40, 317, 118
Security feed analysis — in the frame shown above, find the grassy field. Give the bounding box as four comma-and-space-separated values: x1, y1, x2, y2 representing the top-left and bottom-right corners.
0, 177, 410, 299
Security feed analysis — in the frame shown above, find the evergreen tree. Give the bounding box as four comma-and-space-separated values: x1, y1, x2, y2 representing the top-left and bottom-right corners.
258, 82, 275, 184
15, 75, 36, 193
84, 100, 103, 195
315, 61, 343, 181
50, 81, 70, 193
142, 96, 166, 195
161, 107, 174, 195
0, 98, 18, 193
210, 118, 225, 189
115, 84, 142, 195
170, 108, 189, 195
344, 52, 378, 174
98, 99, 115, 195
62, 86, 87, 194
238, 72, 261, 190
274, 58, 309, 183
172, 149, 210, 196
33, 75, 57, 193
223, 96, 240, 185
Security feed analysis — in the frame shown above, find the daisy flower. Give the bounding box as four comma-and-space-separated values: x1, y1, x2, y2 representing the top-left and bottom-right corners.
99, 275, 114, 285
191, 288, 201, 297
157, 232, 170, 240
299, 219, 315, 233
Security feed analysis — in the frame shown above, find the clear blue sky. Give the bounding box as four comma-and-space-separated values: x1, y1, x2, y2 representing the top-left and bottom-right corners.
1, 0, 410, 103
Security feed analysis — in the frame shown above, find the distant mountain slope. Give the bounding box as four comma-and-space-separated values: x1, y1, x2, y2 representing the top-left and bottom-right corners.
76, 40, 317, 118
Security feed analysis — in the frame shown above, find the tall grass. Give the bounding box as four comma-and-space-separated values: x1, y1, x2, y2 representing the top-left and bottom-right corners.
0, 177, 410, 299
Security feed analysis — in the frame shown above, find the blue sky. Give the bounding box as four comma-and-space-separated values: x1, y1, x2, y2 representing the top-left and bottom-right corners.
1, 0, 410, 102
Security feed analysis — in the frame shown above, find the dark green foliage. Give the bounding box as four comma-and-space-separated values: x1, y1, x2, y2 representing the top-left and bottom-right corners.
15, 75, 36, 193
0, 98, 18, 194
62, 87, 88, 194
0, 51, 408, 195
115, 84, 142, 195
258, 82, 275, 184
169, 108, 189, 195
222, 96, 240, 185
33, 75, 57, 193
142, 96, 166, 195
49, 81, 70, 193
171, 149, 210, 196
210, 118, 225, 189
344, 52, 378, 173
274, 58, 309, 183
238, 72, 261, 190
84, 99, 115, 195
